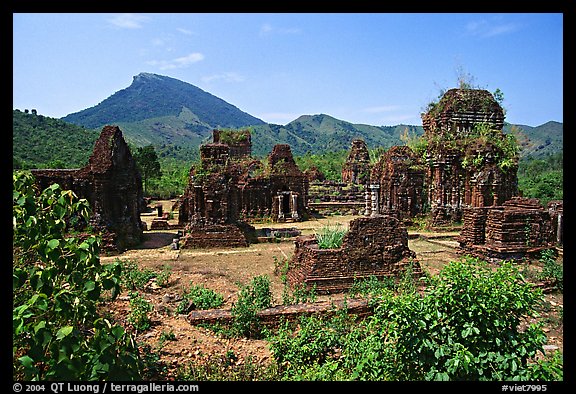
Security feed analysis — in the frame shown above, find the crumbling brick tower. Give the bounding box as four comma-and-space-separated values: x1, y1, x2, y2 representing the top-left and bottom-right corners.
179, 130, 310, 228
342, 138, 371, 185
368, 145, 426, 219
178, 143, 257, 248
421, 88, 519, 225
267, 144, 309, 222
31, 126, 145, 252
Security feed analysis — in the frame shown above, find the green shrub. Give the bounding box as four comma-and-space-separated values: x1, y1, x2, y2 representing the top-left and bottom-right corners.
127, 292, 153, 332
176, 283, 224, 314
315, 224, 347, 249
13, 171, 142, 380
230, 275, 272, 338
268, 256, 557, 381
538, 249, 563, 292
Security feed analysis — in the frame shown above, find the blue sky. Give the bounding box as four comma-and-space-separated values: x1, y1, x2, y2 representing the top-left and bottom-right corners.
13, 13, 563, 127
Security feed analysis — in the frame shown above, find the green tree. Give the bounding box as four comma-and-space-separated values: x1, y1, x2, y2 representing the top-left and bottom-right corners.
13, 171, 142, 380
133, 145, 162, 195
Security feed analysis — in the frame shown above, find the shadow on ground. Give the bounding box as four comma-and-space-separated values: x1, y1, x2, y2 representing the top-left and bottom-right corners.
136, 231, 179, 249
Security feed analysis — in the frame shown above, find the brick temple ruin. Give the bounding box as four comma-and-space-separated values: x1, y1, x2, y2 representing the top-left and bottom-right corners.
285, 215, 421, 293
31, 125, 145, 252
178, 130, 309, 248
341, 138, 371, 185
367, 145, 426, 220
458, 197, 560, 262
421, 88, 519, 225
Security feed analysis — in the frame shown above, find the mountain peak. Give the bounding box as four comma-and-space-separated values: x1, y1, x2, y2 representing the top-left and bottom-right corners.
62, 73, 265, 130
133, 72, 166, 83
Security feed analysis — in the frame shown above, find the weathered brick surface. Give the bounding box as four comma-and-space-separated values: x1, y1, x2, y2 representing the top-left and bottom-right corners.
31, 126, 144, 252
286, 215, 421, 293
421, 88, 518, 226
458, 197, 557, 261
342, 139, 371, 185
187, 298, 371, 327
370, 145, 426, 219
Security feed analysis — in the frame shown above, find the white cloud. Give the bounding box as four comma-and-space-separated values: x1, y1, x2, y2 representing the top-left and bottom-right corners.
259, 23, 302, 36
201, 72, 246, 83
106, 13, 151, 29
151, 38, 165, 47
177, 28, 194, 36
260, 23, 273, 35
466, 18, 521, 38
147, 52, 205, 70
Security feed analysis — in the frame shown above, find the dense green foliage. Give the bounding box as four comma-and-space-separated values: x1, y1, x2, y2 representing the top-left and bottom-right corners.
230, 275, 272, 338
145, 159, 192, 199
268, 257, 562, 381
294, 149, 348, 181
13, 171, 142, 380
517, 152, 563, 206
176, 283, 225, 314
12, 110, 100, 169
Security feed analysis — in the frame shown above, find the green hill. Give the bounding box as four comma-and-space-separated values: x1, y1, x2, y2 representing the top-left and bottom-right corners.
12, 109, 101, 169
250, 114, 424, 157
14, 71, 562, 167
13, 109, 563, 169
503, 121, 564, 158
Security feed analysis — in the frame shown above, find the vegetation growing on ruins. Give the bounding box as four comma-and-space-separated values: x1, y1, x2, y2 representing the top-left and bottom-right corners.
217, 129, 250, 145
315, 224, 348, 249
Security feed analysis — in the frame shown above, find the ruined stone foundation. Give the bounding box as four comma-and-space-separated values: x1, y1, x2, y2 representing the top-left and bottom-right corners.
286, 215, 421, 293
458, 197, 556, 262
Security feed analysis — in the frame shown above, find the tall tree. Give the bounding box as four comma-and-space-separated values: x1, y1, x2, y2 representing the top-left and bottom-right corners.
133, 145, 162, 195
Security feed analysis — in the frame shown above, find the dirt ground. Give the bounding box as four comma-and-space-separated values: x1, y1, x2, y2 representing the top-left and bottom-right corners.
100, 201, 564, 379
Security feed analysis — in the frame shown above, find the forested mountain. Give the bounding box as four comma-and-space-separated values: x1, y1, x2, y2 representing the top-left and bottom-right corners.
14, 72, 562, 167
13, 109, 563, 169
61, 72, 265, 147
503, 121, 564, 158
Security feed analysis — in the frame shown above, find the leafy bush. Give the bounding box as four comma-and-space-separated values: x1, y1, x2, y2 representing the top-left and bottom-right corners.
13, 171, 142, 380
382, 257, 548, 380
349, 275, 395, 298
127, 292, 154, 332
176, 283, 225, 314
268, 256, 559, 381
230, 275, 272, 338
538, 249, 563, 292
